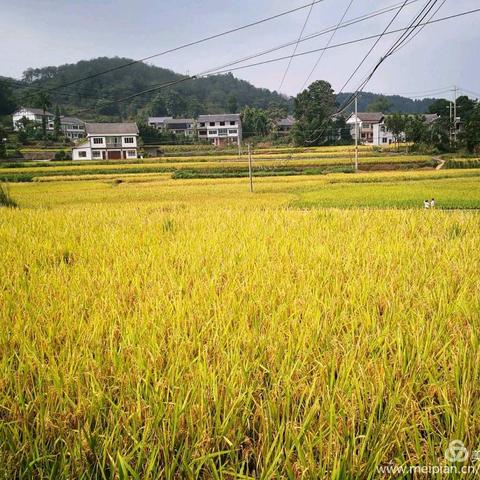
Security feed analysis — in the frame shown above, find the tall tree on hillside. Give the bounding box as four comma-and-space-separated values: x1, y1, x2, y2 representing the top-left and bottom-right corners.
227, 95, 238, 114
367, 96, 391, 113
292, 80, 336, 146
0, 80, 17, 116
53, 106, 61, 138
34, 92, 52, 140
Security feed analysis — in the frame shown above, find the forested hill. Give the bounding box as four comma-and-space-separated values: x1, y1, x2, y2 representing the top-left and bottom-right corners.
337, 91, 436, 114
11, 57, 292, 121
8, 57, 438, 121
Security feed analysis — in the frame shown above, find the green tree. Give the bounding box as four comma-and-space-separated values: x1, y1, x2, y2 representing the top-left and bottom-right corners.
292, 80, 336, 146
0, 80, 17, 116
459, 102, 480, 153
385, 113, 407, 149
0, 127, 7, 158
242, 106, 269, 138
53, 105, 62, 138
428, 98, 450, 118
34, 92, 52, 140
367, 96, 391, 113
405, 115, 428, 144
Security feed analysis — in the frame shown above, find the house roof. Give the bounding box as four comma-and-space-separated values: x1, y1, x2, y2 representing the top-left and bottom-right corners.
85, 123, 138, 135
164, 118, 194, 125
422, 113, 439, 125
61, 116, 85, 124
355, 112, 385, 123
277, 115, 295, 127
148, 116, 172, 123
197, 114, 241, 122
16, 107, 54, 116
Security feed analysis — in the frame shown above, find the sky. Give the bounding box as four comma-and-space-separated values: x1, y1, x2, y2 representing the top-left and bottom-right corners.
1, 0, 479, 101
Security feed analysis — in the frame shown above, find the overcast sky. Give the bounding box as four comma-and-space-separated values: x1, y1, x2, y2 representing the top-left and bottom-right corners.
1, 0, 479, 100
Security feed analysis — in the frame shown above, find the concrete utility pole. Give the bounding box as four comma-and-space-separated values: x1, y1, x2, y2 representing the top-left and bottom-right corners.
354, 95, 359, 172
248, 143, 253, 192
453, 85, 458, 144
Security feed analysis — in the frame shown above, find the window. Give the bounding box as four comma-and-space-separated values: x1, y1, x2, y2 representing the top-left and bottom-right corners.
382, 138, 388, 144
208, 130, 218, 136
127, 150, 137, 157
230, 121, 236, 126
209, 122, 215, 127
92, 150, 102, 158
199, 130, 207, 136
124, 137, 134, 144
220, 121, 225, 126
78, 151, 87, 158
93, 137, 103, 144
228, 129, 238, 135
200, 122, 205, 127
218, 129, 228, 136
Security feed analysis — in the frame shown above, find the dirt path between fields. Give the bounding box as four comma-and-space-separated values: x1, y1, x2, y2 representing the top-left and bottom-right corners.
434, 156, 446, 170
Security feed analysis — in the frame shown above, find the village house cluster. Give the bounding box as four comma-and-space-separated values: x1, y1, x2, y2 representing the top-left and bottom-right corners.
12, 107, 86, 140
12, 105, 450, 161
148, 114, 243, 147
346, 111, 440, 146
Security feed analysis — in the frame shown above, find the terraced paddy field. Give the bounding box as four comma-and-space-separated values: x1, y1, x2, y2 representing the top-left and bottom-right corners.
0, 150, 436, 182
1, 167, 480, 478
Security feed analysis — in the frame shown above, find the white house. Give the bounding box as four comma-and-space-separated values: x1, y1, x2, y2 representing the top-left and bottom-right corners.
148, 117, 195, 137
51, 116, 85, 140
13, 107, 54, 129
13, 107, 85, 139
346, 112, 385, 144
148, 117, 173, 129
72, 123, 139, 160
197, 114, 242, 146
372, 113, 440, 146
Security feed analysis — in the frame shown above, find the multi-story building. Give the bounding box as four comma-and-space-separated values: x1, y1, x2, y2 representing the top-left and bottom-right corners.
50, 116, 85, 140
12, 107, 54, 129
197, 114, 242, 146
13, 107, 85, 139
346, 112, 384, 144
372, 113, 440, 146
72, 123, 138, 160
148, 117, 195, 137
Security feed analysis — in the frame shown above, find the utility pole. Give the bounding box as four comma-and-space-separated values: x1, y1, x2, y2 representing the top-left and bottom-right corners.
248, 143, 253, 192
453, 85, 458, 144
354, 95, 359, 172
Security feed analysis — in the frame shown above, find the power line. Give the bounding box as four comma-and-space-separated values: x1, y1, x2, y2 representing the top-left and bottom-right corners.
53, 7, 480, 115
306, 0, 442, 144
278, 1, 316, 92
8, 0, 420, 104
393, 0, 448, 53
300, 0, 355, 91
337, 0, 443, 116
19, 0, 328, 100
209, 8, 477, 77
338, 0, 410, 95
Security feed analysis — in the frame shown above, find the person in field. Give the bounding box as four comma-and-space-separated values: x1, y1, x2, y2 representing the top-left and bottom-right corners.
424, 199, 430, 209
431, 198, 435, 208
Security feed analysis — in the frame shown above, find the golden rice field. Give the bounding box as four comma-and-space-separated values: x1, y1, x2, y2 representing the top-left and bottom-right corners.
1, 168, 480, 478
